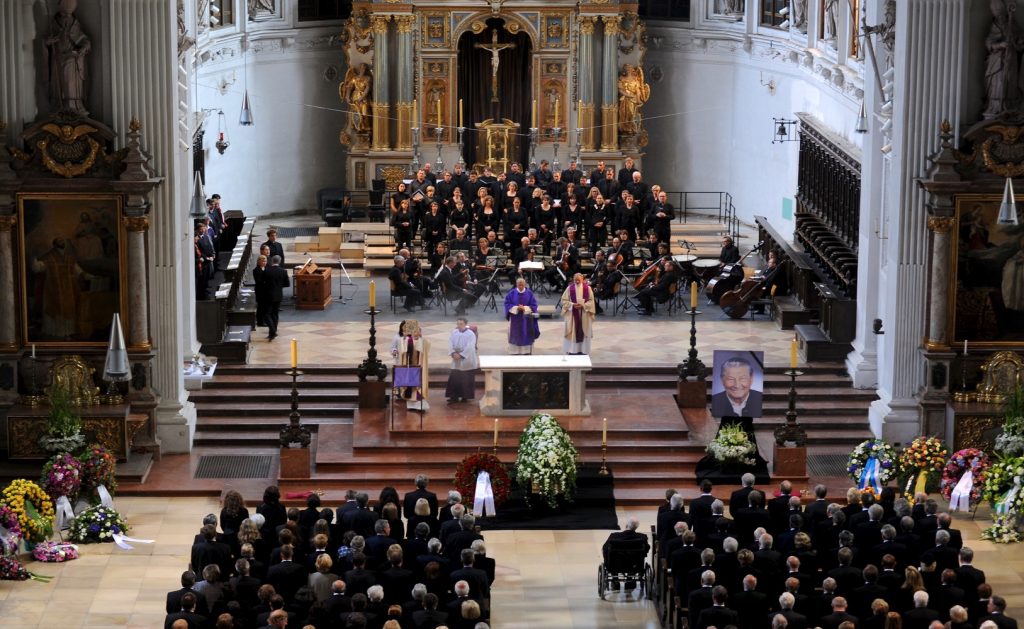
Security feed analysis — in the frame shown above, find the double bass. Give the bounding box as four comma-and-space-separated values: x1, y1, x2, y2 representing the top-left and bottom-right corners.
633, 255, 664, 290
720, 274, 771, 319
704, 241, 764, 302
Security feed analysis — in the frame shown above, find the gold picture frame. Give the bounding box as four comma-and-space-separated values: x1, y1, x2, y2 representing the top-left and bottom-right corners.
949, 194, 1024, 347
17, 193, 129, 348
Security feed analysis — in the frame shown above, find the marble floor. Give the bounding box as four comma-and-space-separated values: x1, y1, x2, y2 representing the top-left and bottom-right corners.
4, 497, 1024, 628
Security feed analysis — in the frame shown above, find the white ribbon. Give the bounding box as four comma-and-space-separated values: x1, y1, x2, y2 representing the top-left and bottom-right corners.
997, 476, 1022, 515
112, 533, 154, 550
0, 526, 16, 556
473, 470, 496, 517
96, 485, 114, 508
949, 469, 974, 512
55, 496, 75, 531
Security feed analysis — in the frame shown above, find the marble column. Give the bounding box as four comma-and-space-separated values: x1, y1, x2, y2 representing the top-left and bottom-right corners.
0, 214, 16, 351
925, 216, 955, 347
599, 16, 620, 152
0, 0, 35, 140
371, 14, 391, 151
394, 15, 414, 151
578, 16, 597, 152
123, 216, 151, 349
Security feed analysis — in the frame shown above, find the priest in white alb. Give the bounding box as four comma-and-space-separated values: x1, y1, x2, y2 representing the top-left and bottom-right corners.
445, 317, 478, 403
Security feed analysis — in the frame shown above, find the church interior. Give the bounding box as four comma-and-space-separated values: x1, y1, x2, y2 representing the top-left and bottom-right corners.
3, 0, 1024, 627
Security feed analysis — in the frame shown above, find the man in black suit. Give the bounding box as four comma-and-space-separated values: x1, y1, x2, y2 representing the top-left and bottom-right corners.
921, 529, 960, 574
732, 574, 770, 629
437, 256, 478, 315
264, 255, 290, 340
936, 512, 964, 549
636, 259, 678, 316
828, 547, 863, 597
446, 581, 474, 622
450, 548, 490, 613
365, 520, 400, 569
341, 492, 378, 539
689, 479, 716, 531
687, 570, 717, 629
768, 480, 795, 534
719, 235, 740, 265
775, 591, 809, 629
378, 546, 415, 606
444, 514, 484, 564
819, 595, 858, 629
734, 490, 773, 547
324, 580, 352, 620
669, 530, 703, 595
343, 553, 377, 595
804, 484, 830, 530
411, 593, 449, 629
602, 516, 650, 563
979, 594, 1020, 629
164, 592, 207, 629
657, 493, 689, 551
389, 255, 424, 313
850, 565, 888, 620
903, 590, 940, 628
931, 568, 966, 622
417, 538, 452, 577
696, 585, 738, 629
955, 546, 986, 601
711, 355, 763, 418
190, 524, 232, 581
266, 544, 306, 603
166, 571, 211, 617
871, 524, 909, 570
261, 228, 285, 266
229, 558, 261, 610
853, 504, 885, 550
403, 474, 439, 519
729, 473, 757, 517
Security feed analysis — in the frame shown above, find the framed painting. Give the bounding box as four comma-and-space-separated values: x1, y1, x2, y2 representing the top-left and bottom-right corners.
950, 194, 1024, 346
17, 193, 128, 347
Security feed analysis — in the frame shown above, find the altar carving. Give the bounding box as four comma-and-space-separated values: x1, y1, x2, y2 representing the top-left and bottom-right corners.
474, 119, 521, 174
340, 63, 372, 134
46, 355, 101, 406
974, 351, 1024, 403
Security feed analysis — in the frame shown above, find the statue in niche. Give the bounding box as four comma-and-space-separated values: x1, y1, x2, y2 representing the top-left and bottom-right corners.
248, 0, 275, 19
792, 0, 807, 33
617, 64, 650, 136
722, 0, 744, 15
341, 63, 372, 133
177, 0, 195, 57
44, 0, 91, 115
863, 0, 895, 68
984, 0, 1020, 118
823, 0, 838, 41
197, 0, 210, 34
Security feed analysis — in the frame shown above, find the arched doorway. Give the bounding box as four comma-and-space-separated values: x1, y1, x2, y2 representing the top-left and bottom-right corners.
457, 18, 532, 170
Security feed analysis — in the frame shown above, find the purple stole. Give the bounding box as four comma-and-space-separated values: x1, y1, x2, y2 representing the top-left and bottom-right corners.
569, 282, 590, 343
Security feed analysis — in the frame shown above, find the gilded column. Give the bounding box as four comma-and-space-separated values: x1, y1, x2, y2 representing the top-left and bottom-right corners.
600, 16, 620, 152
123, 216, 151, 349
578, 17, 597, 151
394, 15, 414, 151
925, 216, 955, 349
0, 214, 16, 350
371, 14, 392, 151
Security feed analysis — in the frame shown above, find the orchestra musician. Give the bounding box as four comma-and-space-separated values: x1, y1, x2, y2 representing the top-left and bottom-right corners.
389, 254, 425, 313
544, 236, 579, 290
448, 227, 472, 254
592, 257, 623, 316
399, 247, 433, 300
429, 241, 449, 275
637, 259, 679, 316
437, 256, 478, 316
719, 236, 740, 266
455, 251, 486, 300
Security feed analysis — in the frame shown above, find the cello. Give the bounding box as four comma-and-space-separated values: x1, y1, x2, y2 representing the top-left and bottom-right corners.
720, 275, 772, 318
704, 241, 764, 303
633, 255, 664, 290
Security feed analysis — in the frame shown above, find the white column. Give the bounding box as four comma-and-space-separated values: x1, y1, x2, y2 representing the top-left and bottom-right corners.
0, 216, 15, 349
868, 0, 966, 443
108, 0, 196, 453
0, 0, 35, 138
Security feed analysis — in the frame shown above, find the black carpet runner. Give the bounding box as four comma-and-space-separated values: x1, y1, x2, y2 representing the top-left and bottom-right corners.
479, 464, 620, 531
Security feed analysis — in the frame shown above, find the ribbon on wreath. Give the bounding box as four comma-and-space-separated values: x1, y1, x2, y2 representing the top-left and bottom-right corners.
96, 485, 114, 508
949, 470, 974, 512
112, 533, 155, 551
473, 470, 496, 517
54, 496, 75, 531
996, 476, 1023, 515
858, 456, 883, 494
0, 526, 17, 556
914, 470, 929, 496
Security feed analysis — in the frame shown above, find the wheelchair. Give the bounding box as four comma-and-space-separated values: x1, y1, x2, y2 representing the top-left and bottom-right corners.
597, 538, 653, 600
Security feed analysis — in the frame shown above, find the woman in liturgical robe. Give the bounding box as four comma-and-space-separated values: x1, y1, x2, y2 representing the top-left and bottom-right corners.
560, 273, 595, 355
395, 320, 431, 411
445, 318, 478, 403
504, 277, 540, 354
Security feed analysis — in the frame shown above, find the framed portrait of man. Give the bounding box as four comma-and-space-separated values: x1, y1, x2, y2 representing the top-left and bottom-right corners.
18, 193, 127, 346
710, 350, 764, 418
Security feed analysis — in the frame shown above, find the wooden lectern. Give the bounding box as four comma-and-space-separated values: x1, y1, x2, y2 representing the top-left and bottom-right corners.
294, 259, 332, 310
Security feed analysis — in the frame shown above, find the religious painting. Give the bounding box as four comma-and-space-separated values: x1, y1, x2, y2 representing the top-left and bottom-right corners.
950, 194, 1024, 346
710, 350, 765, 418
17, 193, 127, 347
541, 15, 568, 48
423, 13, 450, 48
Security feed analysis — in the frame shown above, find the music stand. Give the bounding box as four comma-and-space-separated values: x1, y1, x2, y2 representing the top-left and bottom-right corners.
392, 366, 424, 430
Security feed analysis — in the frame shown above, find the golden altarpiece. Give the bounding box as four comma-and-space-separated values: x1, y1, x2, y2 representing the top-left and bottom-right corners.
337, 0, 650, 191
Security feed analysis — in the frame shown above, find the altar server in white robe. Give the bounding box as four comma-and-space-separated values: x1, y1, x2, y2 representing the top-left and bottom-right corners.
445, 317, 478, 403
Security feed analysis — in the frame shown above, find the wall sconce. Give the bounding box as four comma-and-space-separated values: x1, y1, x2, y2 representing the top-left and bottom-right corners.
214, 110, 229, 154
772, 118, 798, 144
759, 71, 777, 95
998, 177, 1019, 226
855, 99, 868, 134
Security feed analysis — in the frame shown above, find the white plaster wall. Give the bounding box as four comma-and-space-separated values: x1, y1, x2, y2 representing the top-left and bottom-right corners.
196, 40, 346, 216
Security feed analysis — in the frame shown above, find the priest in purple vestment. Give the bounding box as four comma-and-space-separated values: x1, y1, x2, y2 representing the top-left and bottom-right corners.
504, 277, 540, 354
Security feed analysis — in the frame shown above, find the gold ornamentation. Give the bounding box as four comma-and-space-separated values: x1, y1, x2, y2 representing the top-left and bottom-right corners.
129, 117, 142, 133
46, 355, 101, 406
506, 22, 520, 34
980, 125, 1024, 178
927, 216, 955, 233
38, 136, 100, 178
471, 21, 486, 34
579, 16, 597, 35
394, 15, 415, 33
975, 351, 1024, 403
339, 130, 352, 146
379, 166, 407, 191
422, 12, 450, 47
370, 14, 391, 33
940, 119, 951, 134
602, 16, 621, 36
955, 415, 1002, 452
123, 216, 149, 232
0, 215, 16, 231
126, 414, 147, 447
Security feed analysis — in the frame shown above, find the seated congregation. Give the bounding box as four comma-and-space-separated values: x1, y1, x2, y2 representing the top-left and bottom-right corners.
170, 476, 492, 629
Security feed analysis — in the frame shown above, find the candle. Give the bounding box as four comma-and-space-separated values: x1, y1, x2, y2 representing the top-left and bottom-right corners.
578, 98, 583, 113
459, 98, 464, 127
31, 344, 35, 359
690, 281, 698, 310
532, 100, 537, 128
602, 417, 607, 446
790, 338, 798, 369
413, 99, 418, 126
554, 98, 560, 128
369, 280, 376, 309
963, 339, 968, 356
436, 98, 442, 126
494, 418, 499, 447
291, 339, 298, 369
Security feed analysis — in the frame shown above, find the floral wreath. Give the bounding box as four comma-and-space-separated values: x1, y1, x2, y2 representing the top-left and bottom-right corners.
847, 439, 898, 487
0, 504, 22, 556
940, 448, 991, 507
31, 541, 79, 563
78, 444, 117, 498
0, 556, 51, 582
899, 437, 948, 474
707, 423, 757, 466
40, 453, 83, 504
0, 479, 54, 543
454, 453, 511, 510
69, 505, 129, 544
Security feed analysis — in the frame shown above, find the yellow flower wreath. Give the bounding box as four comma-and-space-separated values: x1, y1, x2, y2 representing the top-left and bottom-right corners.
1, 479, 55, 543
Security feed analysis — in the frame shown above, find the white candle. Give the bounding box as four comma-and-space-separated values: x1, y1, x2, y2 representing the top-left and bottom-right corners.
31, 344, 35, 359
602, 417, 607, 446
963, 339, 968, 356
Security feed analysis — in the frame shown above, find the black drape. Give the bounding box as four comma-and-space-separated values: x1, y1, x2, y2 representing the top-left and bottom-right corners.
457, 22, 532, 171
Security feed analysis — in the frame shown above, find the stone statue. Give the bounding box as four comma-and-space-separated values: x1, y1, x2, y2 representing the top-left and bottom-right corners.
723, 0, 744, 15
823, 0, 838, 41
177, 0, 195, 57
248, 0, 275, 19
792, 0, 807, 33
44, 0, 91, 115
617, 64, 650, 136
984, 0, 1020, 118
864, 0, 895, 68
341, 63, 372, 133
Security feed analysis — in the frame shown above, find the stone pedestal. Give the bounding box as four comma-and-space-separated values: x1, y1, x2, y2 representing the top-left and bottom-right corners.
478, 355, 592, 416
280, 447, 310, 479
773, 444, 807, 480
677, 380, 707, 408
359, 381, 387, 409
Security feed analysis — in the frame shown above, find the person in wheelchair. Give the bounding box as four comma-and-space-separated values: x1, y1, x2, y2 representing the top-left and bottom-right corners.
601, 517, 650, 590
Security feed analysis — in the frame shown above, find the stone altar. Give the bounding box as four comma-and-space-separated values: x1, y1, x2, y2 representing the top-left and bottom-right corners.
478, 354, 591, 416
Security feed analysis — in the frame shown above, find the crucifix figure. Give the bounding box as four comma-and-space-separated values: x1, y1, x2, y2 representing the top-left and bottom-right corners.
475, 28, 516, 103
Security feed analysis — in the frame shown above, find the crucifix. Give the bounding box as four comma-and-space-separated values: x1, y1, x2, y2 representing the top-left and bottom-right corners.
475, 28, 515, 103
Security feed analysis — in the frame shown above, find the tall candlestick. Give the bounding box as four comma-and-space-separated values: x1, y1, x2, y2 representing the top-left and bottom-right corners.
790, 338, 798, 369
493, 418, 499, 447
436, 98, 442, 126
690, 281, 698, 310
369, 280, 376, 308
291, 339, 298, 369
602, 417, 607, 446
532, 100, 537, 128
554, 98, 559, 129
459, 98, 464, 127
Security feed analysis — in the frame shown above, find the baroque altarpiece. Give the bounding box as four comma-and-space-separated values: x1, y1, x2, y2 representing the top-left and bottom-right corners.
337, 0, 650, 190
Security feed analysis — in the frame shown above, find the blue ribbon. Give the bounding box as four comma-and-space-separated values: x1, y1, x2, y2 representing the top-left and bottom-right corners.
858, 456, 882, 494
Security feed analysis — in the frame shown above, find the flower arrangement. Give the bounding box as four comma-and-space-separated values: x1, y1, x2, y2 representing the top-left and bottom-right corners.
31, 541, 78, 563
78, 444, 117, 498
0, 556, 52, 582
996, 387, 1024, 457
707, 423, 757, 466
38, 387, 85, 454
40, 453, 82, 504
0, 479, 54, 544
514, 413, 578, 508
0, 505, 22, 556
940, 448, 991, 507
982, 516, 1022, 544
982, 456, 1024, 508
847, 439, 898, 487
899, 437, 948, 474
68, 505, 128, 543
454, 453, 512, 510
